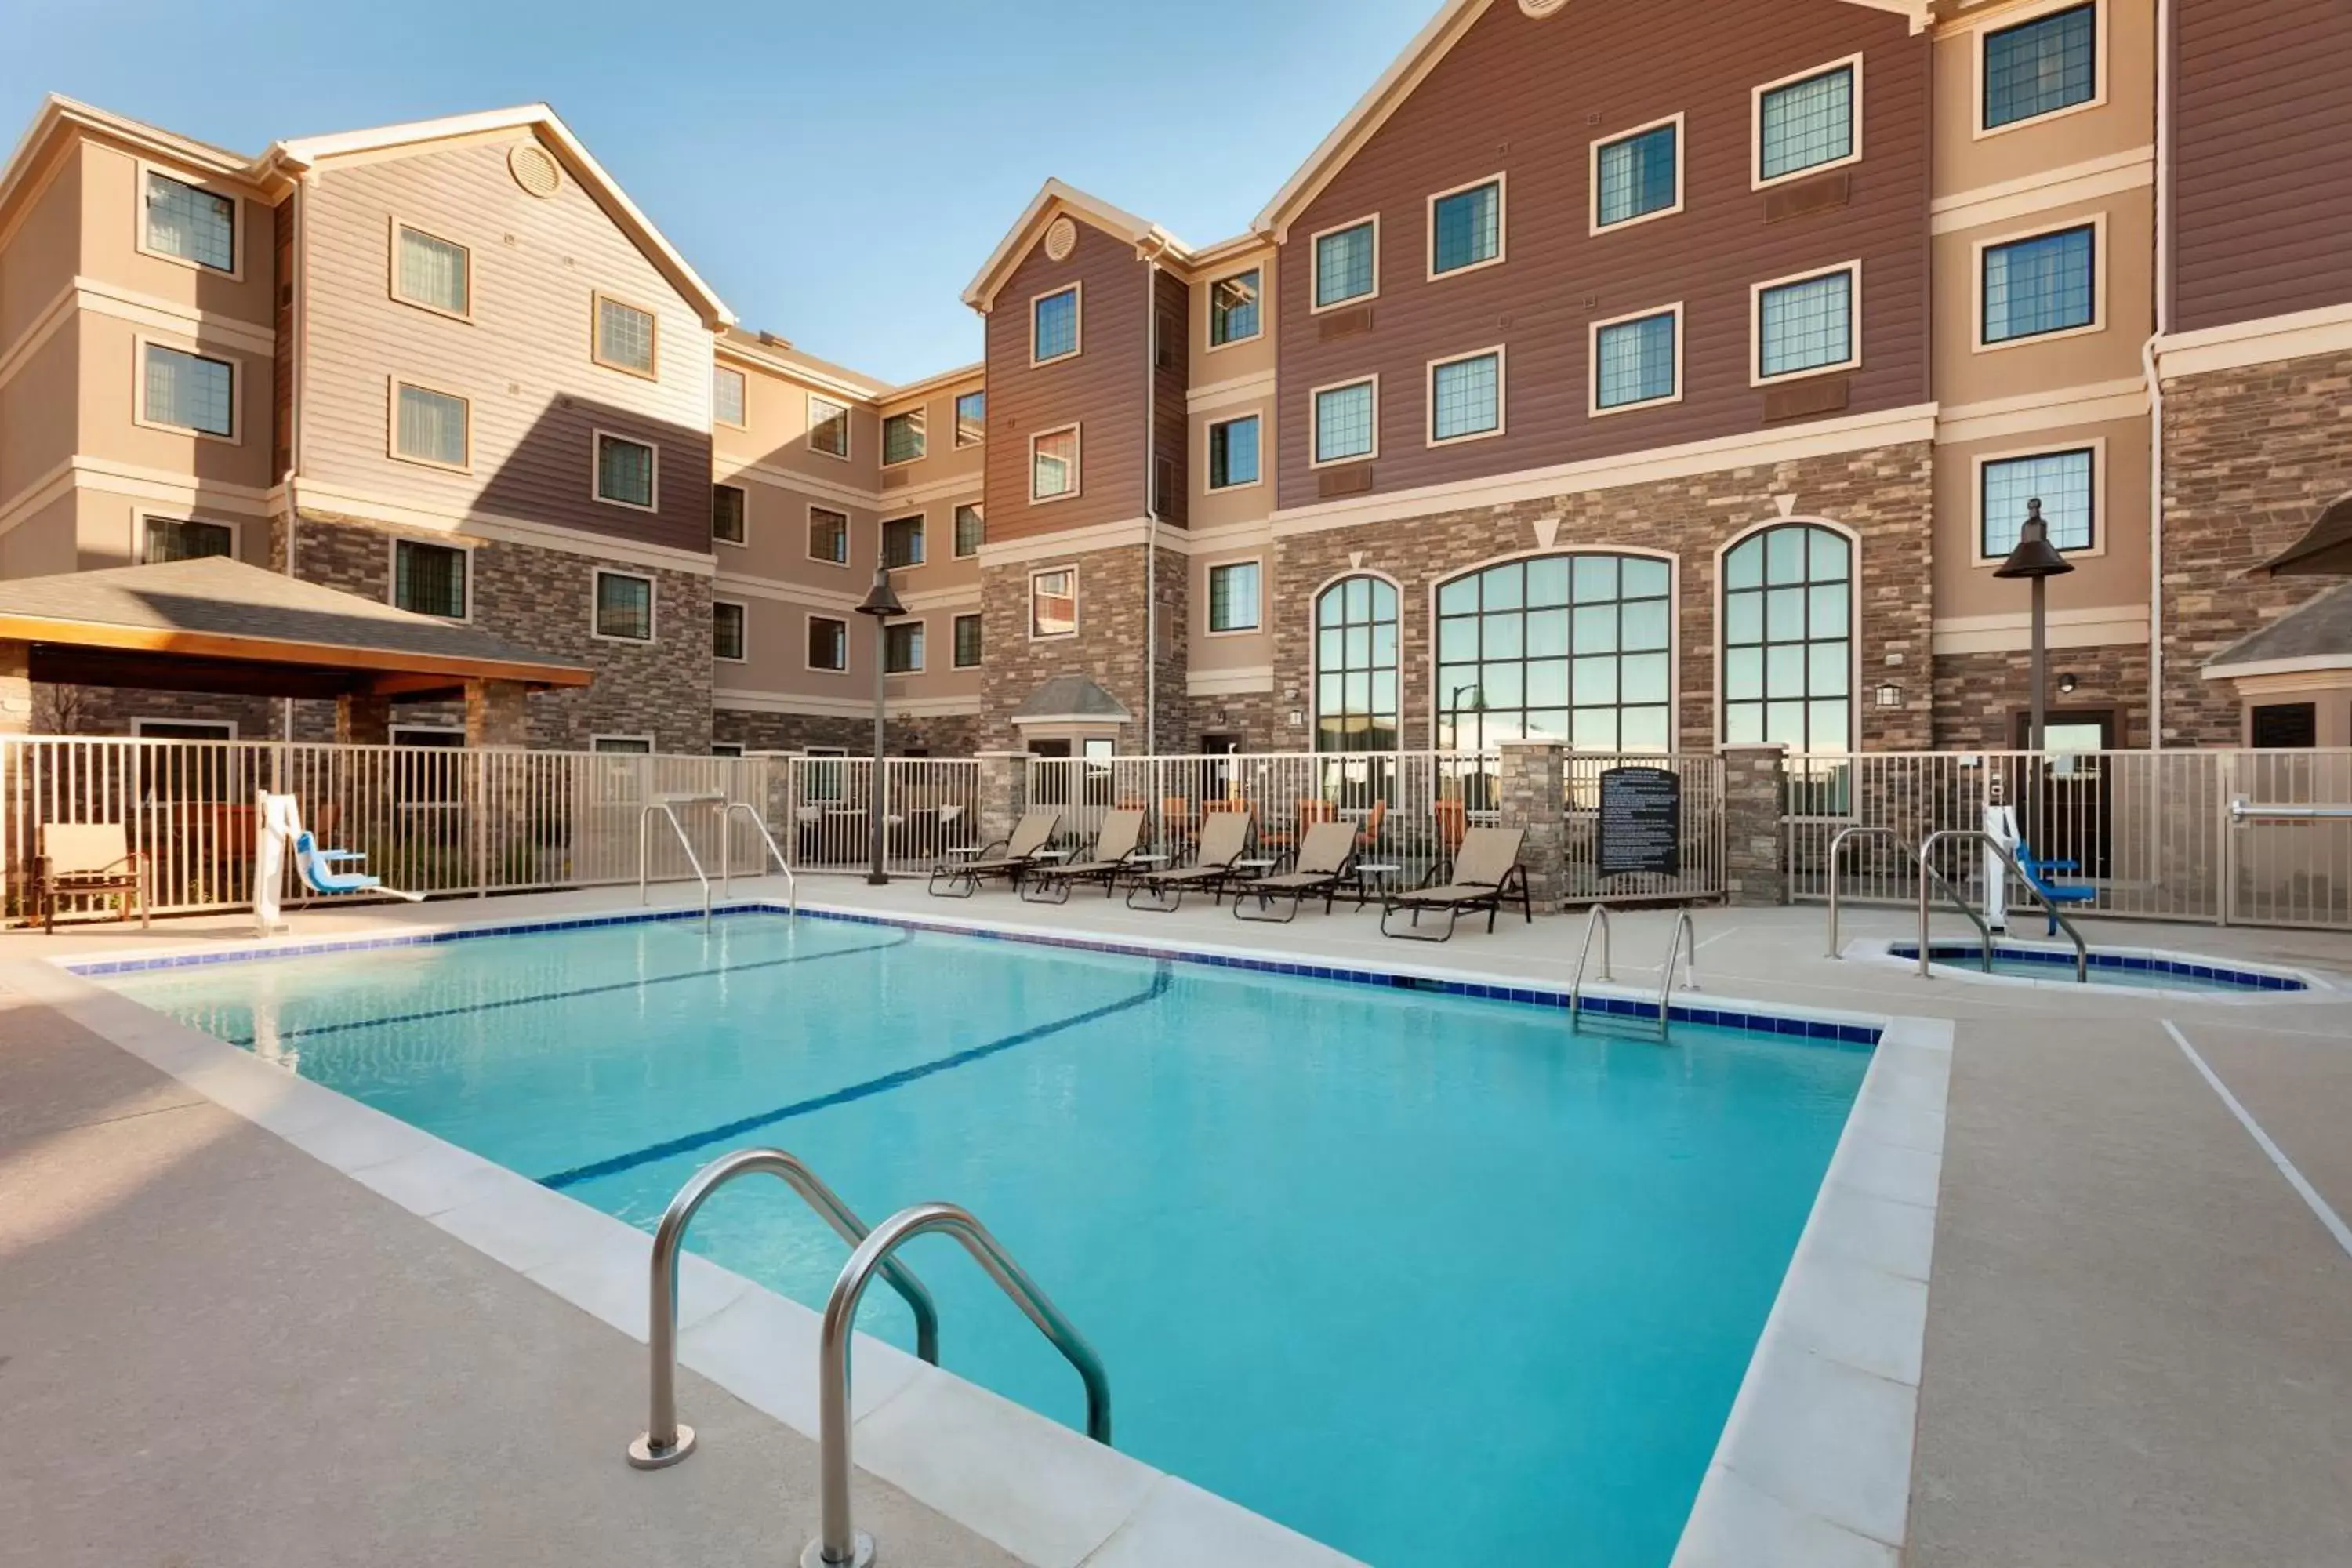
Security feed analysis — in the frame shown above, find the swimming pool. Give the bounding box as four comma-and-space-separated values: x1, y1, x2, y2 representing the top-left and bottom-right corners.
1889, 940, 2312, 993
103, 911, 1875, 1566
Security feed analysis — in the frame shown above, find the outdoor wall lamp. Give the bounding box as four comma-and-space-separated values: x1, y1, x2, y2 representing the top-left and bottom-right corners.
1875, 682, 1904, 709
2058, 673, 2079, 696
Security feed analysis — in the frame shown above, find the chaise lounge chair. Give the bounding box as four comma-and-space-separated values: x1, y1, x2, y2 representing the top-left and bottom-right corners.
35, 822, 148, 934
927, 808, 1062, 898
1124, 807, 1255, 912
1380, 826, 1531, 942
1018, 808, 1149, 904
1231, 820, 1357, 924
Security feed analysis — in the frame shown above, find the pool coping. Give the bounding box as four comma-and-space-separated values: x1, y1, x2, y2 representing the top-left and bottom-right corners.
1845, 934, 2338, 1003
16, 897, 1951, 1568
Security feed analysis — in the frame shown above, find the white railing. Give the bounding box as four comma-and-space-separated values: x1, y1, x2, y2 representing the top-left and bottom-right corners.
778, 757, 981, 877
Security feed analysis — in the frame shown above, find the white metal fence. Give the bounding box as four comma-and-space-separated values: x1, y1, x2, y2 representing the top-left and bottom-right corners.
775, 757, 980, 876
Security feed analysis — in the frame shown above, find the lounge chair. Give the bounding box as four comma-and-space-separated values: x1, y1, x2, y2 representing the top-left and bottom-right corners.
1380, 826, 1532, 942
2012, 837, 2096, 934
1018, 808, 1149, 904
1125, 808, 1254, 912
1232, 820, 1357, 924
927, 808, 1061, 898
35, 822, 147, 934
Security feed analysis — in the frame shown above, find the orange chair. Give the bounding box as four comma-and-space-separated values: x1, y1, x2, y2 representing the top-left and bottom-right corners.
1160, 794, 1198, 854
1432, 798, 1468, 877
1354, 799, 1388, 855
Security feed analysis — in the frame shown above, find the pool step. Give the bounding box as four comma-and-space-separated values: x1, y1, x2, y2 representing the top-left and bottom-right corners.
1566, 906, 1696, 1044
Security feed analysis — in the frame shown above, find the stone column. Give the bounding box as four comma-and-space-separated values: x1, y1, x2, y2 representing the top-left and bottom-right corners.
975, 750, 1028, 848
465, 680, 530, 749
0, 640, 33, 735
336, 691, 392, 746
1719, 743, 1790, 907
1496, 738, 1566, 914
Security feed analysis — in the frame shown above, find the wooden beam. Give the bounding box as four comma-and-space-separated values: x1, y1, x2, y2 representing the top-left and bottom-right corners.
0, 615, 592, 688
30, 646, 362, 699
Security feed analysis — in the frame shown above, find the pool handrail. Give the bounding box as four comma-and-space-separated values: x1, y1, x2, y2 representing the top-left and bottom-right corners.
626, 1148, 939, 1472
1827, 825, 1906, 958
1660, 910, 1700, 1025
2230, 797, 2352, 823
720, 799, 797, 919
1567, 903, 1613, 1020
807, 1201, 1109, 1568
639, 792, 722, 930
1915, 829, 2089, 983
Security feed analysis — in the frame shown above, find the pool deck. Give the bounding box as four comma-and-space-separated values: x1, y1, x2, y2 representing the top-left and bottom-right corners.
4, 876, 2349, 1566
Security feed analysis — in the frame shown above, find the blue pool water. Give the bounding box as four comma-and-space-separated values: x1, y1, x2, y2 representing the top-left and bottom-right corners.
1894, 941, 2304, 992
107, 913, 1871, 1566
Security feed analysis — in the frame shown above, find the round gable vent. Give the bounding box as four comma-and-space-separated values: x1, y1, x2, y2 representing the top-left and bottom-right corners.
1519, 0, 1569, 15
1044, 216, 1078, 261
508, 143, 562, 198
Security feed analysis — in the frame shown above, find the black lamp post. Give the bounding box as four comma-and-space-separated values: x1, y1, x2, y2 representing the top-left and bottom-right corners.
1446, 683, 1483, 749
854, 553, 905, 886
1992, 498, 2076, 752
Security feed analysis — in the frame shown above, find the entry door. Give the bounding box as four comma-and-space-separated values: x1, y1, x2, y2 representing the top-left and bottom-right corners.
2011, 710, 2114, 879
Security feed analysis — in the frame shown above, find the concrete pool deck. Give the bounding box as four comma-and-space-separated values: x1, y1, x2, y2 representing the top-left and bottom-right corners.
4, 877, 2349, 1565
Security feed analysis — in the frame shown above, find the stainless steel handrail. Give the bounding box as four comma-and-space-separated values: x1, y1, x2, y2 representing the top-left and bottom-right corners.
640, 792, 724, 930
1567, 903, 1613, 1020
806, 1201, 1110, 1568
1915, 829, 2089, 982
1660, 910, 1700, 1025
720, 800, 798, 918
627, 1149, 938, 1472
1827, 825, 1904, 957
2230, 797, 2352, 822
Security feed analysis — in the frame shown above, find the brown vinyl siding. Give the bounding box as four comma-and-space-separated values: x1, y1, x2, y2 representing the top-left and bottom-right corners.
2171, 0, 2352, 332
1275, 0, 1929, 512
1151, 266, 1189, 528
982, 216, 1148, 542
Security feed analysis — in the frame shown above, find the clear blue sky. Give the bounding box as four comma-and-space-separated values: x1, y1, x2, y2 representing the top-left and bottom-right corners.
2, 0, 1438, 383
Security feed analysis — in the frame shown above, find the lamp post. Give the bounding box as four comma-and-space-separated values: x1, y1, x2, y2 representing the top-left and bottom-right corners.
855, 553, 906, 886
1446, 683, 1483, 749
1992, 498, 2076, 752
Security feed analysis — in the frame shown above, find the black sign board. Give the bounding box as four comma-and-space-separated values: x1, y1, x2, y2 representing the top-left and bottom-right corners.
1598, 766, 1681, 878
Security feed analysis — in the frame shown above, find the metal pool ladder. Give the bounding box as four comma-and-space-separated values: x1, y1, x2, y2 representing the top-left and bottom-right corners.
1566, 905, 1697, 1042
1915, 829, 2089, 982
637, 793, 797, 931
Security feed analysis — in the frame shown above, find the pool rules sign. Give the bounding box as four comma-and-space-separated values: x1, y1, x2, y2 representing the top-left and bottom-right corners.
1597, 766, 1682, 879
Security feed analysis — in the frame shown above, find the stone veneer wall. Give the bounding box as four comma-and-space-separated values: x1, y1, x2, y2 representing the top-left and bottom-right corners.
1930, 642, 2153, 750
977, 543, 1189, 753
2160, 349, 2352, 746
713, 710, 982, 757
1184, 691, 1288, 751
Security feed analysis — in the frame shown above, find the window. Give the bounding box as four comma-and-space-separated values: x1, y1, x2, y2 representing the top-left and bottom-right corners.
1030, 568, 1076, 638
392, 382, 469, 470
712, 742, 746, 759
954, 390, 985, 446
1313, 576, 1399, 752
713, 600, 746, 662
1981, 447, 2094, 556
884, 514, 925, 568
1033, 286, 1080, 363
144, 517, 233, 563
1429, 350, 1501, 444
1430, 179, 1503, 275
1981, 223, 2096, 345
593, 570, 653, 641
2251, 703, 2317, 749
1594, 308, 1679, 412
1758, 63, 1858, 185
394, 539, 468, 619
143, 171, 234, 272
1210, 270, 1261, 346
142, 343, 234, 437
808, 506, 849, 564
1755, 265, 1858, 380
1438, 554, 1673, 752
808, 615, 848, 671
1209, 561, 1261, 633
1984, 3, 2097, 130
1595, 121, 1679, 228
1032, 426, 1080, 501
954, 503, 985, 558
883, 408, 926, 465
712, 483, 746, 545
713, 365, 747, 427
808, 395, 850, 458
1207, 414, 1261, 490
1312, 378, 1377, 466
953, 613, 984, 668
1722, 524, 1852, 756
593, 735, 654, 755
1312, 219, 1377, 309
391, 223, 468, 316
593, 432, 657, 510
593, 295, 657, 376
884, 621, 924, 673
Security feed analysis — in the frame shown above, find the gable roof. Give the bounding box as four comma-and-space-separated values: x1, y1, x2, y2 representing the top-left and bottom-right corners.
2203, 581, 2352, 676
2249, 493, 2352, 580
1011, 674, 1132, 723
0, 95, 254, 227
961, 178, 1189, 311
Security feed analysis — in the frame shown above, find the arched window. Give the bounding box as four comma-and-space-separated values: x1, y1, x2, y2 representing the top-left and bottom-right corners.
1313, 575, 1399, 752
1435, 553, 1673, 751
1721, 524, 1852, 753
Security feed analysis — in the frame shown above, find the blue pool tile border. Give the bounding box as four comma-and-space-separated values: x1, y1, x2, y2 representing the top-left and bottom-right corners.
1891, 940, 2304, 993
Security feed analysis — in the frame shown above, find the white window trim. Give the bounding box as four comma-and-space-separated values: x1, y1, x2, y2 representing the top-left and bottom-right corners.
590, 568, 657, 644
1205, 557, 1265, 637
952, 503, 985, 560
1425, 347, 1507, 448
1751, 55, 1866, 192
884, 615, 927, 675
806, 504, 852, 568
1971, 212, 2107, 354
953, 390, 986, 448
807, 393, 852, 460
712, 597, 750, 663
883, 512, 928, 572
1203, 412, 1265, 493
713, 365, 750, 430
952, 612, 985, 668
1029, 566, 1080, 641
1589, 115, 1686, 235
1205, 267, 1266, 352
133, 161, 243, 281
591, 734, 656, 753
590, 291, 660, 380
711, 481, 750, 548
133, 717, 235, 739
386, 375, 474, 474
880, 405, 928, 468
712, 741, 746, 758
1308, 373, 1381, 468
387, 216, 472, 322
590, 428, 660, 513
805, 612, 851, 675
1427, 173, 1508, 280
391, 724, 465, 746
1308, 214, 1381, 314
1971, 437, 2108, 566
1749, 260, 1865, 387
1029, 423, 1083, 504
386, 535, 475, 623
1588, 302, 1687, 418
132, 333, 240, 445
135, 510, 241, 564
1973, 0, 2108, 142
1030, 282, 1083, 367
